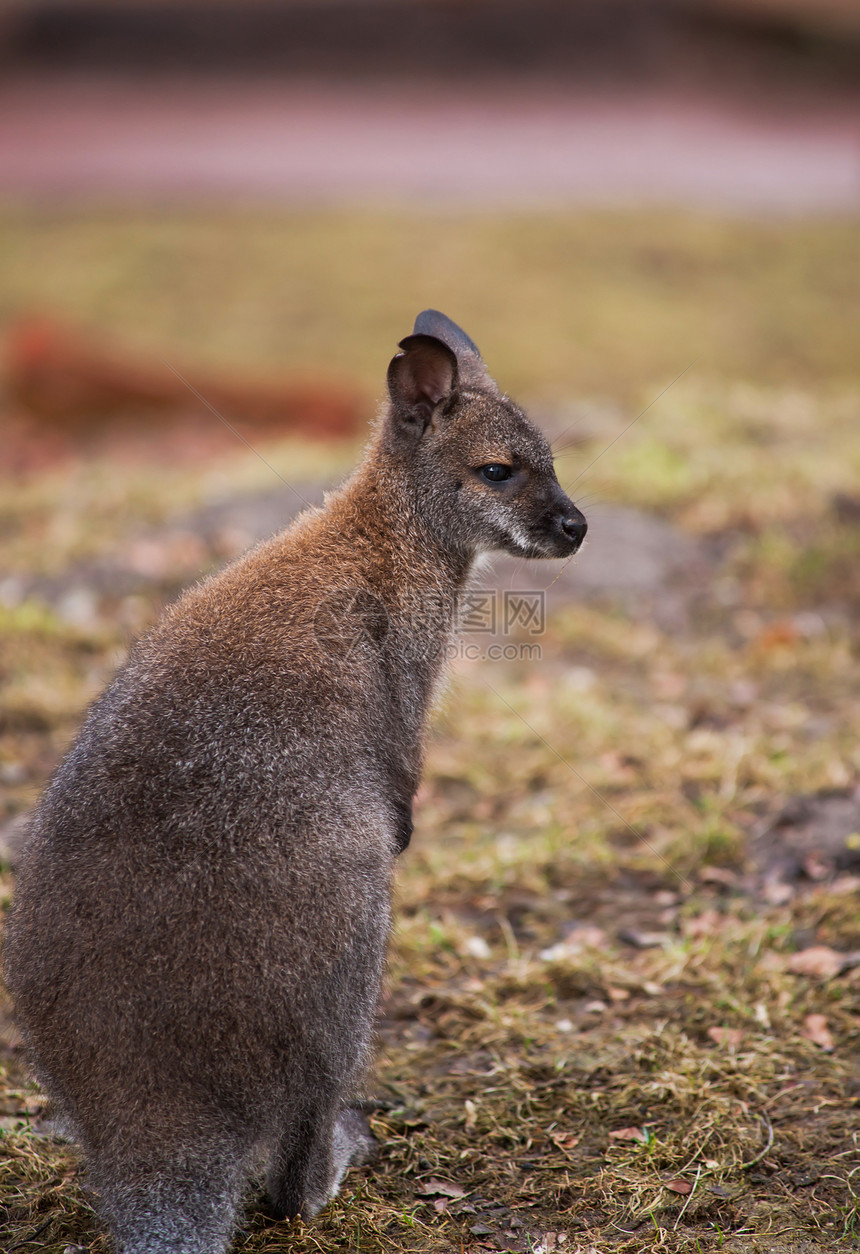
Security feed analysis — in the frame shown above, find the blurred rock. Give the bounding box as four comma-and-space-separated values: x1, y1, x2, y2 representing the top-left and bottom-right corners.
752, 789, 860, 884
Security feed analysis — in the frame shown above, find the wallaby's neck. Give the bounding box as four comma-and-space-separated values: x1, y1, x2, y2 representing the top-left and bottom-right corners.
327, 439, 474, 610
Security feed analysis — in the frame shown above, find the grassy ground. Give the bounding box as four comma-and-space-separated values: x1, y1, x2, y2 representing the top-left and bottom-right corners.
0, 208, 859, 1252
1, 208, 858, 401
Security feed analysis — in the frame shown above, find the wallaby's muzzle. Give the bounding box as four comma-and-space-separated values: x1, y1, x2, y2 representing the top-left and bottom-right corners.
538, 487, 588, 557
499, 486, 588, 560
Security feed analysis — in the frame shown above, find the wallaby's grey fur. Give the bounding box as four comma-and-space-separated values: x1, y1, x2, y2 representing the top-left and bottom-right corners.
4, 312, 587, 1254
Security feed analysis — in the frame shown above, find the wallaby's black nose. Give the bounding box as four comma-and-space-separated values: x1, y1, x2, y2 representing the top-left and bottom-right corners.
561, 513, 588, 547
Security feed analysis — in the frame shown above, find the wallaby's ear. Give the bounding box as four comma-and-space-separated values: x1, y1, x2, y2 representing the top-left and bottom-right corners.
387, 334, 458, 432
412, 310, 481, 359
411, 309, 495, 391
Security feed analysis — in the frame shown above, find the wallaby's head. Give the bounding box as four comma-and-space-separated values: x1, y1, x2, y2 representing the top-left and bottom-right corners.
383, 311, 587, 561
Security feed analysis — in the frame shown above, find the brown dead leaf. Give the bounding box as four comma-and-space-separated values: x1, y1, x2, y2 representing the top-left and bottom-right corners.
606, 985, 630, 1002
802, 851, 833, 881
700, 866, 738, 887
664, 1178, 693, 1194
417, 1178, 467, 1198
534, 1233, 562, 1254
609, 1126, 649, 1143
708, 1026, 743, 1049
762, 880, 794, 906
802, 1013, 835, 1051
786, 945, 860, 979
756, 620, 800, 650
540, 925, 607, 961
830, 875, 860, 896
433, 1198, 448, 1213
682, 909, 723, 939
571, 924, 609, 949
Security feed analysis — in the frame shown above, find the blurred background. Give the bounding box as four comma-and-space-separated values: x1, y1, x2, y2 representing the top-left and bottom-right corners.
1, 0, 858, 432
2, 5, 860, 1250
0, 0, 858, 627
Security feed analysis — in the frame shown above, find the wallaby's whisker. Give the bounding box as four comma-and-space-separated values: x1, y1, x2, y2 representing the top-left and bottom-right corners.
564, 359, 697, 495
163, 360, 318, 510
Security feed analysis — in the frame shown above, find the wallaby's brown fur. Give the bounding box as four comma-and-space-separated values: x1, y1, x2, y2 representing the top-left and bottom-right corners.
4, 312, 587, 1254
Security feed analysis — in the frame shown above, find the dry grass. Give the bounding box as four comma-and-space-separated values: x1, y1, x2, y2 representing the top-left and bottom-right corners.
1, 207, 859, 1253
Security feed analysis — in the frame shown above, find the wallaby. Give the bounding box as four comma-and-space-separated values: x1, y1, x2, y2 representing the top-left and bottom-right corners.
4, 311, 587, 1254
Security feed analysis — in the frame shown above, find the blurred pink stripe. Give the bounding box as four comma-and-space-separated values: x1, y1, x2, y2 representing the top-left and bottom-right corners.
1, 77, 858, 210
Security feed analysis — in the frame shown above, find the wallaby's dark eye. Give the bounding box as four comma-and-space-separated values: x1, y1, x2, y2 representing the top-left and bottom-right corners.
479, 464, 513, 483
